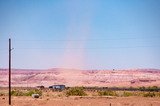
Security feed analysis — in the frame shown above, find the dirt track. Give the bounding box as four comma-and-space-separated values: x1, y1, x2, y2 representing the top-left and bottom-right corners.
0, 96, 160, 106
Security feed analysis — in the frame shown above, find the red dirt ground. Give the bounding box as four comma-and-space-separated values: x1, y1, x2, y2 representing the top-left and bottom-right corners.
0, 96, 160, 106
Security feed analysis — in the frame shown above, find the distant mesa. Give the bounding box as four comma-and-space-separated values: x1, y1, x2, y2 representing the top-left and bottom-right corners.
0, 68, 160, 87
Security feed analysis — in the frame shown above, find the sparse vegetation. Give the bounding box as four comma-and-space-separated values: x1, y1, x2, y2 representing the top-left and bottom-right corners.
11, 90, 25, 96
0, 92, 5, 96
143, 92, 156, 97
25, 89, 42, 96
66, 87, 87, 96
11, 89, 42, 96
98, 90, 117, 96
139, 86, 159, 92
2, 86, 160, 98
122, 91, 133, 97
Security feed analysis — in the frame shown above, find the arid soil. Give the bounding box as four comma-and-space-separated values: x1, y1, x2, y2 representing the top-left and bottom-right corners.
0, 68, 160, 87
0, 96, 160, 106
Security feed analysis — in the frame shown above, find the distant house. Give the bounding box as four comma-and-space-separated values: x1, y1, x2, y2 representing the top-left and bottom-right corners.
49, 85, 65, 90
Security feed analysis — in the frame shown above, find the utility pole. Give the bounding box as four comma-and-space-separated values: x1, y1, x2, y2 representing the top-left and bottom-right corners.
9, 38, 12, 105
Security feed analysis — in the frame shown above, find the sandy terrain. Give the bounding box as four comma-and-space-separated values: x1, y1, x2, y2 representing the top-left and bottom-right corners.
1, 68, 160, 106
0, 96, 160, 106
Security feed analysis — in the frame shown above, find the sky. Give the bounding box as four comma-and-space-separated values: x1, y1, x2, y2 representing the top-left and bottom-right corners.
0, 0, 160, 70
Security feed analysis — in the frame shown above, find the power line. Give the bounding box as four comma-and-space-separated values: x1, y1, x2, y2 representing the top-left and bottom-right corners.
1, 44, 160, 51
1, 36, 160, 42
0, 45, 158, 50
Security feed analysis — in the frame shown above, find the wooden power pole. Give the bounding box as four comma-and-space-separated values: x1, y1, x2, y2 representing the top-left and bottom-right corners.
9, 38, 12, 105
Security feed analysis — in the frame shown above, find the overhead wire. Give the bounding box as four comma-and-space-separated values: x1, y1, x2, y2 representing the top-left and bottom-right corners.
1, 35, 160, 42
0, 36, 160, 50
0, 45, 160, 51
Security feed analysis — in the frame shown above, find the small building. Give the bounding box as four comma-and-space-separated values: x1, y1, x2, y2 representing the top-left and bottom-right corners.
49, 85, 65, 90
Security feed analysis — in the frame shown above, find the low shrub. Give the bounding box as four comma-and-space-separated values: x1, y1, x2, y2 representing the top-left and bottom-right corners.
156, 92, 160, 97
66, 87, 87, 96
25, 89, 42, 96
139, 86, 159, 92
122, 91, 133, 97
98, 90, 117, 96
143, 92, 156, 97
11, 89, 42, 96
147, 86, 159, 92
0, 92, 5, 96
11, 90, 24, 96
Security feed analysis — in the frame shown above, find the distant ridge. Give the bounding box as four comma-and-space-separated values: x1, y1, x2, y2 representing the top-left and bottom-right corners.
0, 68, 160, 87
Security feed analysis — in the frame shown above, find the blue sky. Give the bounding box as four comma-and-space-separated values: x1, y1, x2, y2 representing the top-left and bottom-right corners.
0, 0, 160, 70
